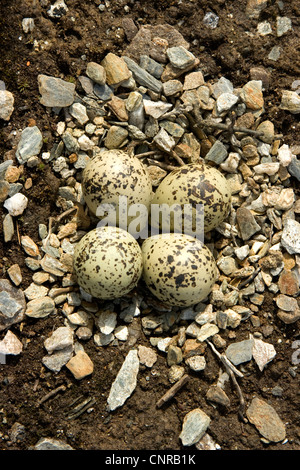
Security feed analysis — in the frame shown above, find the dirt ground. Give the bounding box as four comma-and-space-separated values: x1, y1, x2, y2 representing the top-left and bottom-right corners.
0, 0, 299, 452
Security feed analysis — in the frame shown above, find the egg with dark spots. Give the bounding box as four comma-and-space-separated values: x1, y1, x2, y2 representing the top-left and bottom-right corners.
141, 233, 218, 307
82, 149, 153, 231
73, 226, 143, 299
150, 163, 231, 234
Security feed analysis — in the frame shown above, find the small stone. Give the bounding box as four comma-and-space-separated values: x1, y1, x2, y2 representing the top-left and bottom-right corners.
281, 219, 300, 254
246, 397, 286, 442
104, 125, 128, 149
4, 193, 28, 216
205, 140, 228, 164
278, 270, 299, 296
288, 156, 300, 182
212, 76, 233, 98
0, 180, 10, 202
216, 93, 239, 114
21, 235, 40, 257
0, 280, 26, 331
114, 325, 128, 342
166, 46, 196, 70
66, 350, 93, 380
24, 283, 49, 301
44, 326, 74, 353
7, 264, 22, 286
16, 126, 43, 164
143, 100, 172, 119
86, 62, 106, 85
25, 296, 56, 318
275, 294, 298, 312
22, 17, 35, 33
69, 102, 89, 125
146, 165, 167, 186
153, 127, 176, 153
3, 214, 14, 242
240, 80, 264, 110
140, 55, 164, 79
252, 337, 276, 371
168, 365, 185, 383
33, 437, 74, 451
277, 144, 292, 167
138, 345, 157, 368
93, 83, 113, 101
217, 256, 238, 276
162, 79, 183, 96
268, 46, 281, 61
197, 323, 219, 342
0, 90, 14, 121
206, 385, 230, 407
94, 332, 114, 346
179, 408, 211, 446
47, 0, 68, 18
123, 56, 163, 93
276, 16, 292, 37
108, 96, 128, 122
185, 355, 206, 372
42, 345, 73, 373
107, 349, 139, 411
101, 53, 131, 87
0, 330, 23, 356
96, 311, 117, 335
183, 71, 205, 90
220, 152, 240, 173
38, 75, 75, 108
167, 344, 183, 366
225, 338, 254, 365
234, 245, 250, 261
40, 254, 69, 276
159, 120, 185, 139
280, 90, 300, 114
236, 207, 261, 240
257, 21, 272, 36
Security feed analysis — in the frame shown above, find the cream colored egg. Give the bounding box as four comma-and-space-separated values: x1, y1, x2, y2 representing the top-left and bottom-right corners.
82, 149, 153, 232
141, 233, 218, 307
73, 226, 143, 299
150, 163, 231, 235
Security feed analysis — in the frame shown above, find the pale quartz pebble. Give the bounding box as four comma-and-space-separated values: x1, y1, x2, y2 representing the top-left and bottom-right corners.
277, 144, 293, 167
143, 100, 172, 119
197, 323, 219, 342
114, 325, 129, 342
56, 121, 66, 135
21, 235, 40, 257
253, 162, 280, 175
0, 330, 23, 355
3, 193, 28, 216
220, 152, 240, 173
262, 187, 295, 210
138, 344, 157, 367
252, 336, 276, 371
78, 134, 95, 151
234, 245, 250, 260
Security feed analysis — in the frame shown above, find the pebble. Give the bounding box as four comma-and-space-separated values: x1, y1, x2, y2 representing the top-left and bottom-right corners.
38, 75, 75, 108
138, 345, 157, 368
0, 279, 26, 331
101, 53, 131, 87
7, 264, 22, 286
96, 310, 117, 335
268, 46, 281, 62
104, 125, 128, 149
225, 338, 254, 365
22, 17, 35, 34
33, 437, 74, 450
183, 71, 204, 90
281, 219, 300, 254
140, 55, 164, 79
240, 80, 264, 110
47, 0, 68, 19
288, 156, 300, 181
166, 46, 196, 70
179, 408, 211, 446
246, 397, 286, 442
44, 326, 73, 353
278, 269, 299, 296
66, 350, 93, 380
275, 294, 298, 312
236, 207, 261, 240
206, 385, 230, 407
3, 214, 14, 242
0, 330, 23, 356
107, 349, 139, 411
69, 102, 89, 126
24, 283, 49, 300
197, 323, 219, 342
42, 345, 73, 373
276, 16, 292, 37
205, 140, 228, 164
185, 355, 206, 372
123, 56, 163, 93
25, 296, 56, 318
280, 90, 300, 114
252, 337, 276, 371
86, 61, 106, 85
216, 92, 239, 114
15, 126, 43, 164
0, 90, 14, 121
167, 344, 183, 366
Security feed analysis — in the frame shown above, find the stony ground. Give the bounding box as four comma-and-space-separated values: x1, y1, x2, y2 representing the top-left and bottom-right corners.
0, 0, 299, 452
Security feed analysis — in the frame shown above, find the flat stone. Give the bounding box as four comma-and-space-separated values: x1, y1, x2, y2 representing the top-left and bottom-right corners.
206, 385, 230, 407
197, 323, 219, 342
107, 349, 139, 411
86, 61, 106, 85
167, 344, 183, 366
15, 126, 43, 164
246, 397, 286, 442
3, 214, 14, 242
38, 74, 75, 108
205, 140, 228, 164
140, 55, 164, 79
44, 326, 74, 353
33, 437, 74, 450
122, 56, 163, 93
275, 294, 298, 312
25, 296, 56, 318
104, 125, 128, 149
236, 207, 261, 240
240, 80, 264, 110
166, 46, 196, 70
0, 330, 23, 356
40, 254, 69, 276
107, 96, 128, 122
268, 46, 281, 61
162, 79, 183, 96
69, 102, 89, 125
93, 83, 113, 101
280, 90, 300, 114
159, 120, 185, 139
66, 350, 94, 380
281, 219, 300, 254
0, 90, 14, 121
42, 345, 73, 373
288, 156, 300, 182
138, 345, 157, 367
114, 325, 128, 342
0, 279, 26, 331
217, 256, 238, 276
47, 0, 68, 18
143, 100, 172, 119
21, 235, 40, 257
24, 283, 49, 301
101, 53, 132, 86
212, 76, 233, 99
216, 92, 239, 114
225, 338, 254, 365
7, 264, 22, 286
276, 16, 292, 37
0, 180, 10, 202
94, 331, 114, 346
153, 127, 176, 153
183, 71, 205, 90
96, 310, 117, 335
185, 355, 206, 372
179, 408, 211, 446
252, 337, 276, 371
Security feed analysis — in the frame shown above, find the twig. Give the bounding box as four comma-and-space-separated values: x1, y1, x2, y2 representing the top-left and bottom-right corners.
238, 267, 261, 289
147, 158, 177, 172
66, 397, 96, 420
170, 149, 185, 167
156, 374, 189, 408
37, 385, 66, 406
206, 340, 247, 422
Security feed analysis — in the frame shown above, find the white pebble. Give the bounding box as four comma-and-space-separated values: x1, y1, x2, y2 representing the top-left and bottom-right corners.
3, 193, 28, 216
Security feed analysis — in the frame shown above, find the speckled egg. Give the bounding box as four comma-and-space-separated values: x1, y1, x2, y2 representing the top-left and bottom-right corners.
73, 226, 143, 299
82, 149, 152, 230
141, 233, 218, 307
150, 163, 231, 234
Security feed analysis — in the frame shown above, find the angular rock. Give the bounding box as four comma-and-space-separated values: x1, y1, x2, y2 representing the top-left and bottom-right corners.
3, 193, 28, 216
107, 349, 139, 411
236, 207, 261, 240
252, 337, 276, 371
0, 279, 26, 331
185, 355, 206, 372
140, 55, 164, 79
104, 125, 128, 149
33, 437, 74, 450
96, 311, 117, 335
86, 61, 106, 85
138, 345, 157, 368
38, 75, 75, 108
66, 350, 94, 380
25, 296, 56, 318
225, 338, 254, 365
69, 102, 89, 125
280, 90, 300, 114
205, 140, 228, 164
123, 56, 163, 93
101, 53, 131, 87
42, 345, 73, 373
179, 408, 211, 446
206, 385, 230, 407
0, 90, 14, 121
16, 126, 43, 164
0, 330, 23, 356
281, 219, 300, 254
44, 326, 74, 353
246, 397, 286, 442
240, 80, 264, 110
166, 46, 196, 70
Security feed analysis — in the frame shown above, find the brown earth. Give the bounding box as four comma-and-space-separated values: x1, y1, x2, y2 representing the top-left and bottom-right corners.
0, 0, 299, 452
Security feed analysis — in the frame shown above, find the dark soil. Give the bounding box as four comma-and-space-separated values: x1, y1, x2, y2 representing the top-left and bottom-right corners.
0, 0, 299, 451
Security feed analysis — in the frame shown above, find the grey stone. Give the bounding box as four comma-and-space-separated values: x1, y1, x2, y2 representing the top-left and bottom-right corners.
236, 207, 261, 240
104, 125, 128, 149
69, 102, 89, 125
205, 140, 228, 164
33, 437, 74, 450
122, 56, 163, 93
61, 130, 80, 153
206, 385, 230, 407
225, 338, 254, 365
107, 349, 140, 411
216, 92, 239, 114
162, 79, 183, 96
167, 345, 183, 366
185, 355, 206, 372
96, 311, 117, 335
276, 16, 292, 37
86, 62, 106, 85
0, 160, 13, 180
166, 46, 196, 70
179, 408, 211, 446
287, 156, 300, 181
38, 74, 75, 107
0, 90, 14, 121
268, 46, 281, 61
281, 218, 300, 254
93, 83, 113, 101
0, 279, 26, 331
42, 345, 74, 373
140, 55, 164, 79
212, 77, 233, 99
3, 214, 14, 242
25, 297, 56, 318
16, 126, 43, 164
44, 326, 74, 353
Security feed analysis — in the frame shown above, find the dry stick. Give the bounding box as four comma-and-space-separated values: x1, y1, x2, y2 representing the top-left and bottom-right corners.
37, 385, 66, 407
238, 267, 261, 289
147, 158, 178, 172
206, 340, 247, 422
156, 374, 189, 408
